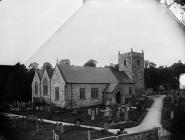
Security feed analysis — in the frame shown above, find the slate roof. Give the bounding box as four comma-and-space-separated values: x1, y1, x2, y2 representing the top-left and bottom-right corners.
110, 70, 133, 83
58, 65, 118, 83
104, 83, 117, 93
36, 69, 44, 80
46, 68, 54, 79
58, 65, 133, 84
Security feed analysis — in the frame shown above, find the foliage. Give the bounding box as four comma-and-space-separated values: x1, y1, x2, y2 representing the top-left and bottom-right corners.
28, 62, 39, 70
145, 60, 185, 91
175, 0, 185, 5
41, 62, 53, 70
84, 59, 97, 67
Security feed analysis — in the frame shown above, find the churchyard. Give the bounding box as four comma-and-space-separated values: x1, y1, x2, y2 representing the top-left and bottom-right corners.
6, 96, 153, 130
2, 116, 113, 140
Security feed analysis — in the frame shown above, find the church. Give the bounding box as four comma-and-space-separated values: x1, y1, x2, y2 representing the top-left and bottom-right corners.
32, 49, 144, 109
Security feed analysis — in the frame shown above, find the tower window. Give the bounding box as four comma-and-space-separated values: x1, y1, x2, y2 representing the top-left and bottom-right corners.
124, 60, 126, 66
137, 59, 140, 66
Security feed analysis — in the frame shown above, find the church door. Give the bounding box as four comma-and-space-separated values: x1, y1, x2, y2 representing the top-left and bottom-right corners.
116, 92, 121, 104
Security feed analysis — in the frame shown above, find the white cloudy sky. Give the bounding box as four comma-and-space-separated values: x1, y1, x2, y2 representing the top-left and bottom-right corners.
1, 0, 185, 67
0, 0, 82, 65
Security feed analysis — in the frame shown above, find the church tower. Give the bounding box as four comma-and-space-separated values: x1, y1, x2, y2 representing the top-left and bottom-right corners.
118, 49, 145, 95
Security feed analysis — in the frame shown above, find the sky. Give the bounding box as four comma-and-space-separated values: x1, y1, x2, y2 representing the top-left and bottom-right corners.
1, 0, 185, 68
0, 0, 82, 65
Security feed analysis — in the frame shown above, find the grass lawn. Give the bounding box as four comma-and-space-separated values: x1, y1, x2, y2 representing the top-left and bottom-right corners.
6, 118, 114, 140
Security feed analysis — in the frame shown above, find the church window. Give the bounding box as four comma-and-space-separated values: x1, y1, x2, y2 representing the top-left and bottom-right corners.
43, 77, 48, 96
55, 87, 59, 101
35, 82, 38, 95
137, 59, 140, 66
129, 87, 132, 94
124, 60, 126, 66
80, 88, 85, 100
91, 88, 99, 99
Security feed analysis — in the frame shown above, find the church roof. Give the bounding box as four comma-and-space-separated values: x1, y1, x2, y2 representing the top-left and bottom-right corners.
58, 65, 133, 84
110, 70, 133, 83
36, 69, 44, 80
104, 83, 117, 93
46, 68, 54, 79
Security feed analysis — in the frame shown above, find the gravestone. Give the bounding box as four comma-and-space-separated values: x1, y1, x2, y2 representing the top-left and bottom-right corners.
59, 123, 64, 134
124, 104, 129, 121
76, 120, 80, 126
116, 108, 121, 121
91, 110, 95, 121
104, 123, 109, 132
87, 130, 91, 140
88, 108, 91, 116
96, 108, 99, 116
104, 107, 112, 121
56, 122, 60, 131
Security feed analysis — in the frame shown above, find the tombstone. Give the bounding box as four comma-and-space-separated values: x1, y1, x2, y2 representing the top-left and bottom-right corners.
171, 110, 174, 120
95, 108, 99, 116
36, 106, 39, 110
59, 123, 64, 134
76, 120, 80, 126
87, 130, 91, 140
116, 108, 121, 121
36, 119, 39, 133
91, 109, 95, 121
56, 122, 60, 131
104, 107, 112, 121
104, 123, 109, 132
124, 104, 129, 122
88, 108, 91, 116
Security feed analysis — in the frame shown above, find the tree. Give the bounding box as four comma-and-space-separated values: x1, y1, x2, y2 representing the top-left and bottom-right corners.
29, 62, 39, 70
42, 62, 53, 70
84, 59, 97, 67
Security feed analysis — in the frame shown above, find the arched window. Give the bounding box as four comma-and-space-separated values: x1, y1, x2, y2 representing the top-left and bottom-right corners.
124, 60, 126, 66
35, 82, 38, 95
43, 77, 48, 95
129, 87, 132, 94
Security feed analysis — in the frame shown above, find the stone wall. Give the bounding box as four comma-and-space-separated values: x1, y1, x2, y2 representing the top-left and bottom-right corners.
32, 72, 41, 101
65, 83, 107, 108
118, 50, 145, 95
41, 69, 51, 104
51, 65, 66, 108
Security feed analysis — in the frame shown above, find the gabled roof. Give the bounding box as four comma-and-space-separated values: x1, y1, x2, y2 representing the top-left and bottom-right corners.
58, 65, 118, 84
36, 69, 44, 80
46, 68, 54, 79
110, 70, 133, 83
104, 83, 117, 93
57, 65, 133, 84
